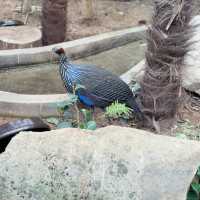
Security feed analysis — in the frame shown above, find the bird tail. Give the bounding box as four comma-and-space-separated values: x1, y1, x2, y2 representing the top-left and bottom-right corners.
127, 98, 144, 121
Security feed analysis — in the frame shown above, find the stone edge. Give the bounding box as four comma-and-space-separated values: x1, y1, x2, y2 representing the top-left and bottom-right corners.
0, 65, 138, 117
0, 26, 147, 68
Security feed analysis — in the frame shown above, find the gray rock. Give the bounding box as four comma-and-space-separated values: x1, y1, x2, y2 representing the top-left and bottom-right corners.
183, 15, 200, 95
0, 126, 200, 200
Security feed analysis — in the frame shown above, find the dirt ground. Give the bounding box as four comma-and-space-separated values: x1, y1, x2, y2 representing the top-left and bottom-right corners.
0, 0, 152, 40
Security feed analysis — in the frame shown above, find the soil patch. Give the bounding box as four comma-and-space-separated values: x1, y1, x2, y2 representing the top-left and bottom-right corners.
0, 92, 199, 140
0, 0, 152, 41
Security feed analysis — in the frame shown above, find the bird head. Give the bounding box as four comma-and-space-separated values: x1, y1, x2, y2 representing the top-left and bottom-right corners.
52, 47, 65, 56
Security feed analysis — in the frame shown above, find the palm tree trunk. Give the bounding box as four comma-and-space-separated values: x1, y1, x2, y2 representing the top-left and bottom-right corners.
42, 0, 67, 46
139, 0, 194, 132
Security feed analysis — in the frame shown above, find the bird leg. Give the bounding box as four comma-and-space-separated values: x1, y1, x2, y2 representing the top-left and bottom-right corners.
91, 107, 95, 121
72, 83, 80, 126
75, 102, 80, 126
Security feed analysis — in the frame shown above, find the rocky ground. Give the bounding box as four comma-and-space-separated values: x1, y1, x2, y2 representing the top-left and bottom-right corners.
0, 0, 152, 40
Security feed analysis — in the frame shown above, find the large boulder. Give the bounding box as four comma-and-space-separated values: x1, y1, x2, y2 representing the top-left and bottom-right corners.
0, 126, 200, 200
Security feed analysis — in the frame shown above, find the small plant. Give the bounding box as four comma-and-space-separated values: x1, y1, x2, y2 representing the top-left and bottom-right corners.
47, 93, 96, 130
56, 94, 78, 117
47, 94, 78, 128
105, 101, 132, 119
79, 109, 96, 130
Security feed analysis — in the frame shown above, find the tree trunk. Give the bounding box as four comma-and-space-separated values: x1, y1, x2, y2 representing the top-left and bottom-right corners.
41, 0, 67, 46
22, 0, 32, 14
139, 0, 194, 132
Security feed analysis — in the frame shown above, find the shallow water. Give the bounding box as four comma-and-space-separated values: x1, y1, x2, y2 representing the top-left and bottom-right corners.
0, 41, 146, 94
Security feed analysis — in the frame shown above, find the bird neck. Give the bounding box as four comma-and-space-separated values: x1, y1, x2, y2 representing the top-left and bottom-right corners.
59, 53, 71, 78
59, 54, 69, 65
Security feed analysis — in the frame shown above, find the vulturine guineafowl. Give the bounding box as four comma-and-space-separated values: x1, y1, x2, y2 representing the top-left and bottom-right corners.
52, 47, 143, 120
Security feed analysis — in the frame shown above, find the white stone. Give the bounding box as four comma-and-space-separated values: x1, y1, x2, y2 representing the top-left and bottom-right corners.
0, 126, 199, 200
183, 15, 200, 95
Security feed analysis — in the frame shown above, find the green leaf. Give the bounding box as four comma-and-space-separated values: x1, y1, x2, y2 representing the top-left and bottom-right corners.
57, 122, 72, 129
105, 101, 132, 119
192, 183, 200, 194
46, 117, 59, 125
57, 107, 65, 114
187, 190, 199, 200
79, 123, 86, 129
86, 121, 97, 130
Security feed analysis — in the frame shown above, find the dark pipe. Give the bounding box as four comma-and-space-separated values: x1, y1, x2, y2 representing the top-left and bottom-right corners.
0, 118, 50, 153
0, 20, 24, 27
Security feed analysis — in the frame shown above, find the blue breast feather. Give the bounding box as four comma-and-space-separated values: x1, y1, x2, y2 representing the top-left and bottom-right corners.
77, 93, 94, 107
